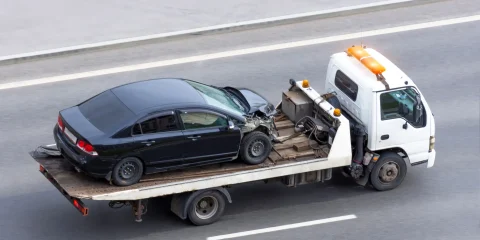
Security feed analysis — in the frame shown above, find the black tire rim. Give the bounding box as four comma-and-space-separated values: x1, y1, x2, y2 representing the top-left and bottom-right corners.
195, 196, 219, 220
249, 139, 265, 157
378, 161, 399, 183
119, 161, 139, 180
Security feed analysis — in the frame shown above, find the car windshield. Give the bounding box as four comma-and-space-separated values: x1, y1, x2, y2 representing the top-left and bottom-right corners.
185, 80, 246, 115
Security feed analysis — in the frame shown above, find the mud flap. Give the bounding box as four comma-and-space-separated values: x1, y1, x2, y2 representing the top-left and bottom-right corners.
355, 160, 377, 186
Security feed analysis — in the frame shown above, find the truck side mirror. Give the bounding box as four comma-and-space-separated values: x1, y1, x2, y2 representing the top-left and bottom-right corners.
398, 103, 409, 116
413, 95, 423, 123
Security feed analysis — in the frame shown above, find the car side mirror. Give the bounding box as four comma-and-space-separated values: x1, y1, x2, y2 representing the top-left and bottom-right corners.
228, 120, 235, 130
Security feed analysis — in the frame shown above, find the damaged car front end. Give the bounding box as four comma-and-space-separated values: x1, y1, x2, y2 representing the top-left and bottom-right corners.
222, 86, 277, 137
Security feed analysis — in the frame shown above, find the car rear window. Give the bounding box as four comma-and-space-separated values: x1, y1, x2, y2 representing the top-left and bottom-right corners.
78, 90, 134, 133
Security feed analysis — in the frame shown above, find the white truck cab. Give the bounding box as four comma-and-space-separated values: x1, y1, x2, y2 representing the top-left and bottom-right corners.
322, 46, 436, 188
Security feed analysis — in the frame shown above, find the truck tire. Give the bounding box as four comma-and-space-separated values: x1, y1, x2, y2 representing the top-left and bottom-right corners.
240, 131, 272, 165
187, 190, 226, 226
370, 152, 407, 191
111, 157, 144, 186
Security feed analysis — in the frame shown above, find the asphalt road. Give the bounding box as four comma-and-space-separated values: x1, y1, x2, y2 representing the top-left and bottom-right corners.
0, 0, 385, 55
0, 2, 479, 240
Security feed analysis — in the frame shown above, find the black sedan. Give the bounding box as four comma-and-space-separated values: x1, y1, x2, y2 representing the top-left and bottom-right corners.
54, 78, 277, 186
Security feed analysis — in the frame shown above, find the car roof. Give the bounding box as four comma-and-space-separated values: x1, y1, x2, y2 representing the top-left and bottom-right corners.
110, 78, 206, 114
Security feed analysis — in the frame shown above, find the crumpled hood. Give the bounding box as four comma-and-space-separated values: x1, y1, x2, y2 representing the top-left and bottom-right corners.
238, 88, 275, 115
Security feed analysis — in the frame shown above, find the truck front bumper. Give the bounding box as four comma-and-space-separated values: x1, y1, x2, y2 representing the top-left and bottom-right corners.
427, 149, 436, 168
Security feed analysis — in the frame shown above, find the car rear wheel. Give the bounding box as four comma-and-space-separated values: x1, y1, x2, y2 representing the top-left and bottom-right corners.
240, 131, 272, 165
111, 157, 144, 186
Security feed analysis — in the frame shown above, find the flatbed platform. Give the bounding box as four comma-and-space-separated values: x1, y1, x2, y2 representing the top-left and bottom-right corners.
32, 118, 334, 201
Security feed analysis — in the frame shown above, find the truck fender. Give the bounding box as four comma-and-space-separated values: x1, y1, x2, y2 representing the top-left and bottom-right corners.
355, 150, 408, 187
170, 187, 232, 220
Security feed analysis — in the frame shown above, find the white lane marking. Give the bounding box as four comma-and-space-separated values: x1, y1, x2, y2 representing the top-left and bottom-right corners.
1, 15, 479, 91
206, 214, 357, 240
0, 0, 414, 62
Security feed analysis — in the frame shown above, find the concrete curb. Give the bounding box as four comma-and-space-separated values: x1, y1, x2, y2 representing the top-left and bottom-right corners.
0, 0, 444, 65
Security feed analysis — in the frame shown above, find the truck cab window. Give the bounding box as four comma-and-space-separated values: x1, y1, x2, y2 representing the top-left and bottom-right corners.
180, 111, 227, 130
380, 88, 426, 127
334, 70, 358, 101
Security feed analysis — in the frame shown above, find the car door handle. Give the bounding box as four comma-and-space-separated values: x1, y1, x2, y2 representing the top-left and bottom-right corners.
381, 135, 389, 140
187, 135, 201, 141
141, 140, 155, 146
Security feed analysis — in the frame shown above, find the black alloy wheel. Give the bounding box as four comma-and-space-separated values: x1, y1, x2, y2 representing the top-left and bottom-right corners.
111, 157, 144, 186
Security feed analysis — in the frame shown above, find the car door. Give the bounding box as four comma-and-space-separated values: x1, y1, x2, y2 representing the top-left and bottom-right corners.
178, 108, 242, 165
375, 88, 430, 164
132, 111, 186, 172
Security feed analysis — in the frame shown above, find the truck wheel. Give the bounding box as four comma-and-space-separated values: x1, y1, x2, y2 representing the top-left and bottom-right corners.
240, 131, 272, 165
187, 190, 226, 226
111, 157, 144, 186
370, 152, 407, 191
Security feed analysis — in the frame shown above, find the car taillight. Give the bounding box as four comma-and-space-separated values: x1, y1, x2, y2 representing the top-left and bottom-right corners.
76, 140, 98, 156
58, 115, 65, 131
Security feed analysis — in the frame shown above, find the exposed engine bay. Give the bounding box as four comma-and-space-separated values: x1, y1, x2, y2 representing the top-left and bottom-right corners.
240, 113, 276, 136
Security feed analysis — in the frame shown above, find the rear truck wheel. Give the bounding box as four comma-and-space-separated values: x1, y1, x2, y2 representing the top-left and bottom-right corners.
187, 190, 226, 226
240, 131, 272, 165
370, 152, 407, 191
111, 157, 144, 186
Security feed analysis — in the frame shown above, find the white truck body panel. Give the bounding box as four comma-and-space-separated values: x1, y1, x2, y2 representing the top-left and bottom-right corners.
374, 89, 431, 163
91, 155, 347, 201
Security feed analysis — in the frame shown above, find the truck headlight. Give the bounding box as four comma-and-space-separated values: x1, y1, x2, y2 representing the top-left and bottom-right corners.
429, 136, 435, 152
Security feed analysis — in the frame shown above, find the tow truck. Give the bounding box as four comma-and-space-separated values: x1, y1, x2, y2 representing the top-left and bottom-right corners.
31, 45, 436, 226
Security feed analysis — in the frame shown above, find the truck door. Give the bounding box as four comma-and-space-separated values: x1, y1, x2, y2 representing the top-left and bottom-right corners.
375, 87, 430, 164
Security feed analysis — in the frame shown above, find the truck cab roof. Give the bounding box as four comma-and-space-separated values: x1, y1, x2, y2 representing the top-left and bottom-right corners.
330, 48, 418, 92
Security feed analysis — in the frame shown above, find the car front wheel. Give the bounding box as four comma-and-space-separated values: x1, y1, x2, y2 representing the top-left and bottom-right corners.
111, 157, 144, 186
240, 131, 272, 165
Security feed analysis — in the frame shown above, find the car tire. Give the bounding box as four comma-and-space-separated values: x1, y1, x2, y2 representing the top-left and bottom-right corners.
111, 157, 144, 186
369, 152, 407, 191
240, 131, 272, 165
187, 190, 226, 226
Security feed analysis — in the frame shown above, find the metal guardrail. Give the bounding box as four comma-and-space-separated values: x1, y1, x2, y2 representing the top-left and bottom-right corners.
0, 0, 443, 65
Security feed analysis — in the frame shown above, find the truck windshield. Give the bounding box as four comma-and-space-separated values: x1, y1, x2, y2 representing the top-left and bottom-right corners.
185, 80, 246, 116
